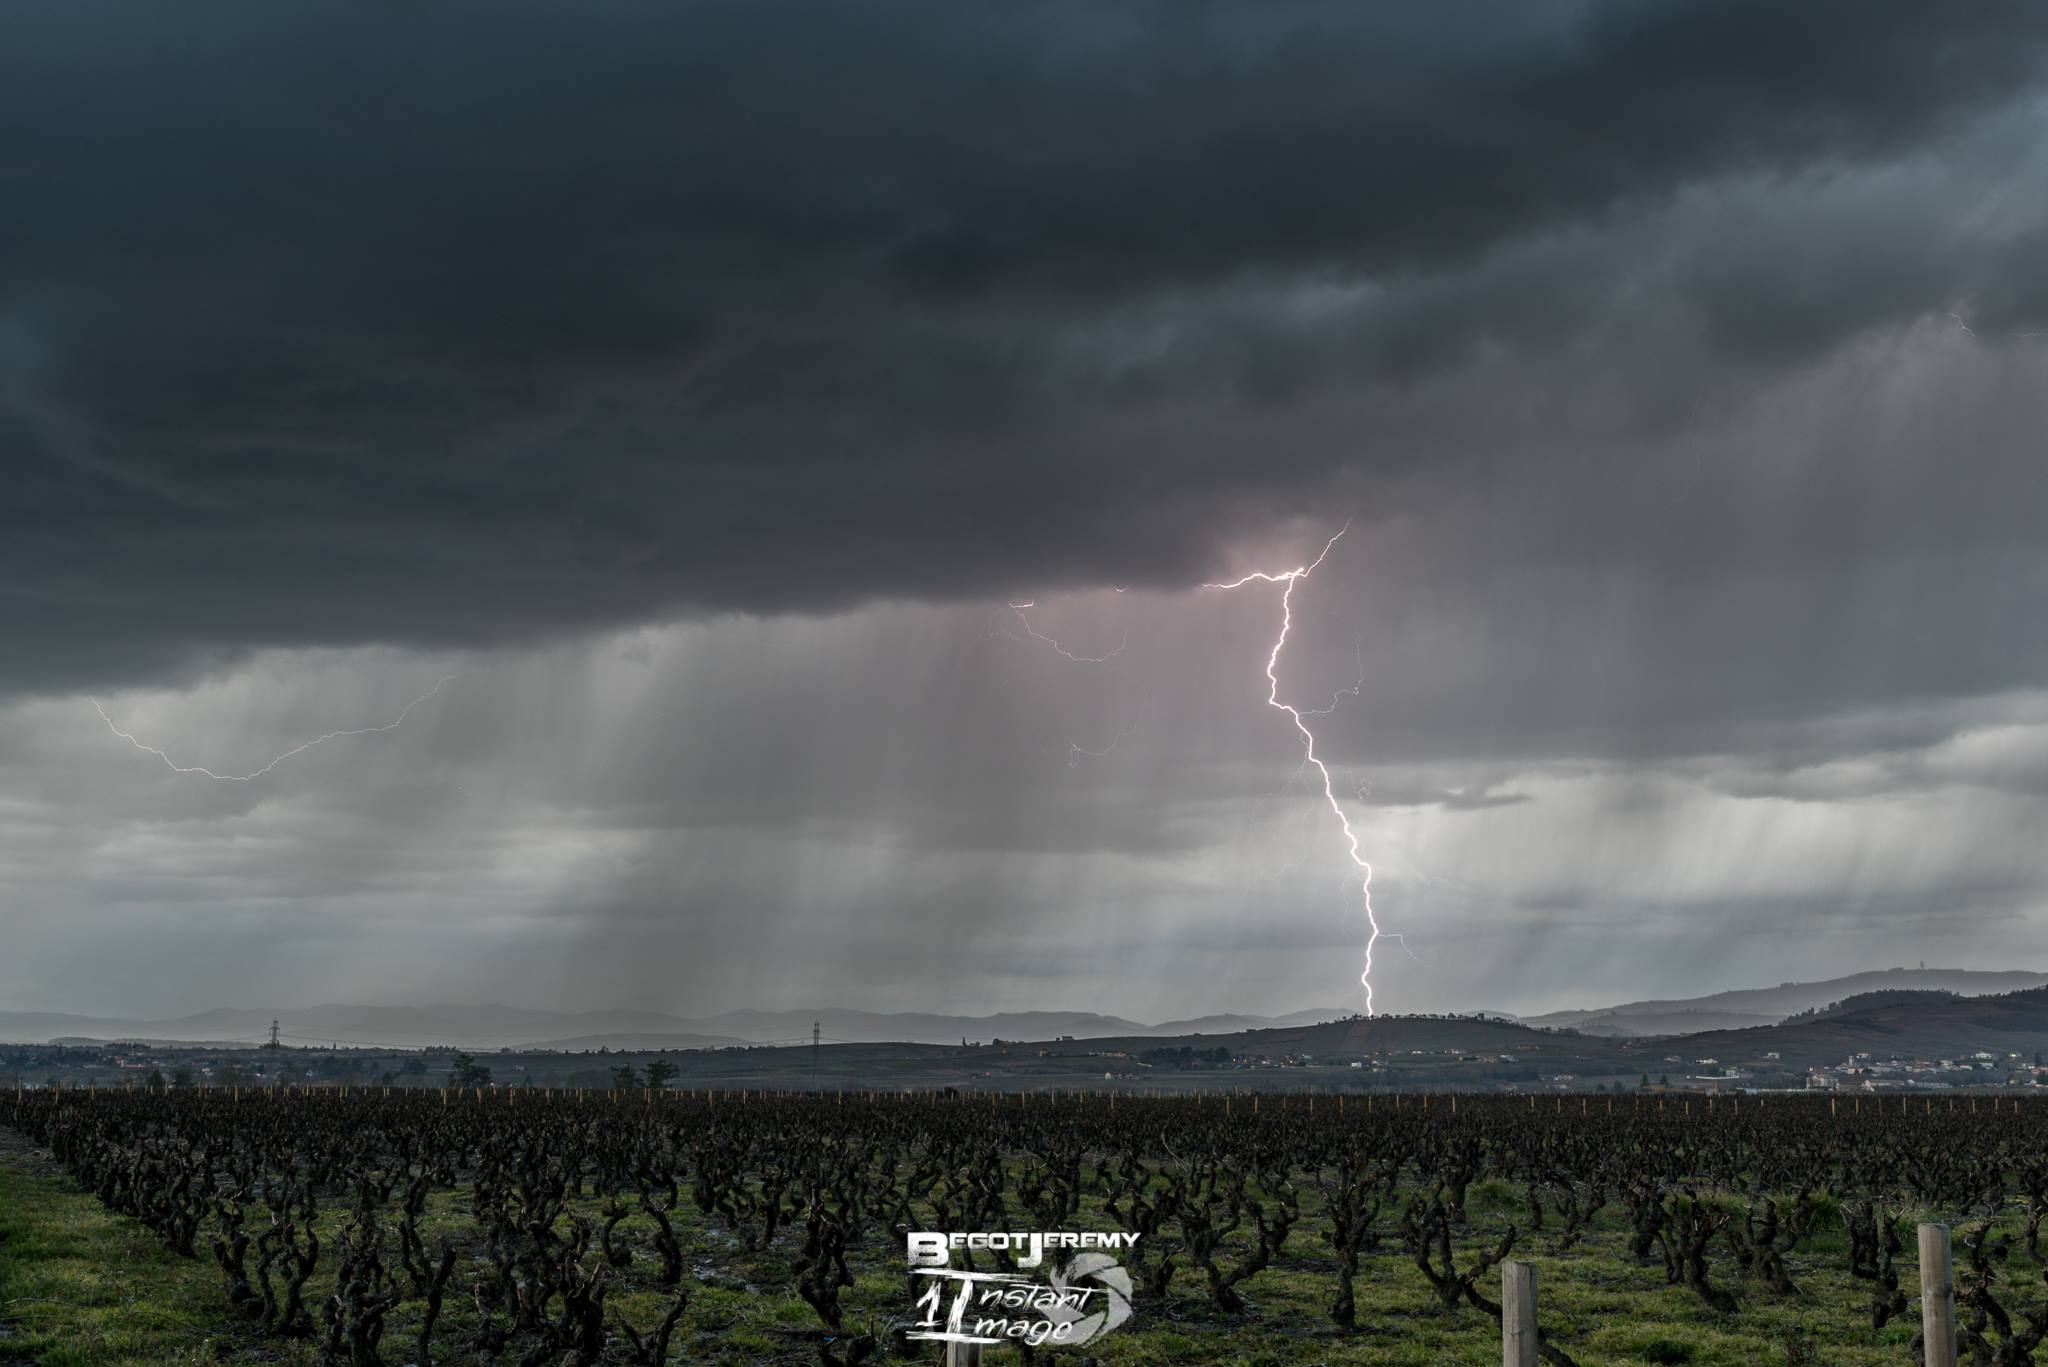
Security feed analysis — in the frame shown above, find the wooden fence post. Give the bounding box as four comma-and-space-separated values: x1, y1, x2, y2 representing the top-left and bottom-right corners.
1919, 1223, 1958, 1367
1502, 1260, 1539, 1367
945, 1341, 984, 1367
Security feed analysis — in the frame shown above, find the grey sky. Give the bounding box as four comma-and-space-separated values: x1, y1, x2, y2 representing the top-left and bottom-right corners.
5, 2, 2048, 1019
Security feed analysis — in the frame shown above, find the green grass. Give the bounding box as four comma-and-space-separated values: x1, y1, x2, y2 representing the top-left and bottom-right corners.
0, 1136, 2018, 1366
0, 1150, 263, 1366
1049, 1189, 1934, 1367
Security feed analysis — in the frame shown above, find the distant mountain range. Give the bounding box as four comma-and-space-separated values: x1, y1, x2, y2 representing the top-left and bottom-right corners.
1510, 967, 2048, 1037
5, 967, 2040, 1052
1099, 983, 2048, 1079
0, 1003, 1357, 1051
1625, 987, 2048, 1069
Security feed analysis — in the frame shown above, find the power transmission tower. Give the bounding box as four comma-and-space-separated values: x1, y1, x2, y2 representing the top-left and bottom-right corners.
266, 1019, 282, 1050
812, 1020, 821, 1079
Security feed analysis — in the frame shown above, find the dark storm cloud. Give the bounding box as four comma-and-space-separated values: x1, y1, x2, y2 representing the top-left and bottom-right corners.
7, 0, 2048, 699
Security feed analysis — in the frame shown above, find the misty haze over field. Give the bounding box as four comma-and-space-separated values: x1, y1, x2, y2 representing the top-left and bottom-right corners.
7, 4, 2048, 1022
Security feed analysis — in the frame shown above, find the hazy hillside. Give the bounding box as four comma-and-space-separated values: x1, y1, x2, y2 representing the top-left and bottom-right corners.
1523, 967, 2048, 1034
1793, 989, 1959, 1021
1554, 1010, 1783, 1038
518, 1032, 757, 1052
1081, 1012, 1578, 1060
1144, 1008, 1353, 1035
984, 988, 2048, 1089
7, 975, 2035, 1056
1648, 985, 2048, 1070
0, 1003, 1356, 1051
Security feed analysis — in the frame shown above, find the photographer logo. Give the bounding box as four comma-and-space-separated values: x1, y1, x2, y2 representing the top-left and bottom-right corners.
906, 1230, 1136, 1348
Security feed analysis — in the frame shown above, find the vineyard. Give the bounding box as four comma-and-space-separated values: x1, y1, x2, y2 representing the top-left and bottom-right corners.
5, 1089, 2048, 1365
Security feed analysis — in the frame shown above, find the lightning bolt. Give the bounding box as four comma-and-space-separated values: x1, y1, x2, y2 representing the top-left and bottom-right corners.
998, 528, 1387, 1011
1303, 641, 1364, 717
1380, 931, 1427, 965
1204, 524, 1383, 1016
993, 602, 1127, 663
992, 595, 1135, 763
1063, 693, 1148, 767
90, 676, 456, 781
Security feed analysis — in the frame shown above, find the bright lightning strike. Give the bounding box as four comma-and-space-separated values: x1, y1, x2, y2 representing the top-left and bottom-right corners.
1203, 524, 1385, 1016
998, 528, 1387, 1011
90, 676, 456, 781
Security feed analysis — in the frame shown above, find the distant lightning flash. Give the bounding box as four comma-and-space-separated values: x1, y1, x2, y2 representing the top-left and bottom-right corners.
1203, 524, 1385, 1016
1064, 693, 1148, 767
1304, 641, 1364, 717
90, 676, 456, 781
995, 601, 1127, 663
1380, 932, 1427, 966
992, 596, 1135, 763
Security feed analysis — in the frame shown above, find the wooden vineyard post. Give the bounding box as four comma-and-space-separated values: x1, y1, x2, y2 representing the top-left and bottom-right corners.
1920, 1223, 1958, 1367
1502, 1260, 1539, 1367
945, 1340, 985, 1367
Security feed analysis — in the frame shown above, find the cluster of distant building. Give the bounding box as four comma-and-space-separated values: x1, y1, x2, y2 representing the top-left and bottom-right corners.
1802, 1050, 2048, 1093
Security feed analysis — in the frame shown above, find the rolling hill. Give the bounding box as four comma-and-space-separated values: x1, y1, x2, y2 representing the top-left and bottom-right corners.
1520, 967, 2048, 1037
0, 1003, 1358, 1051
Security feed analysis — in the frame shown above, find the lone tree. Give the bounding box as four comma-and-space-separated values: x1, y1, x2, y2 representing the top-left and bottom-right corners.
645, 1059, 679, 1090
448, 1052, 492, 1088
